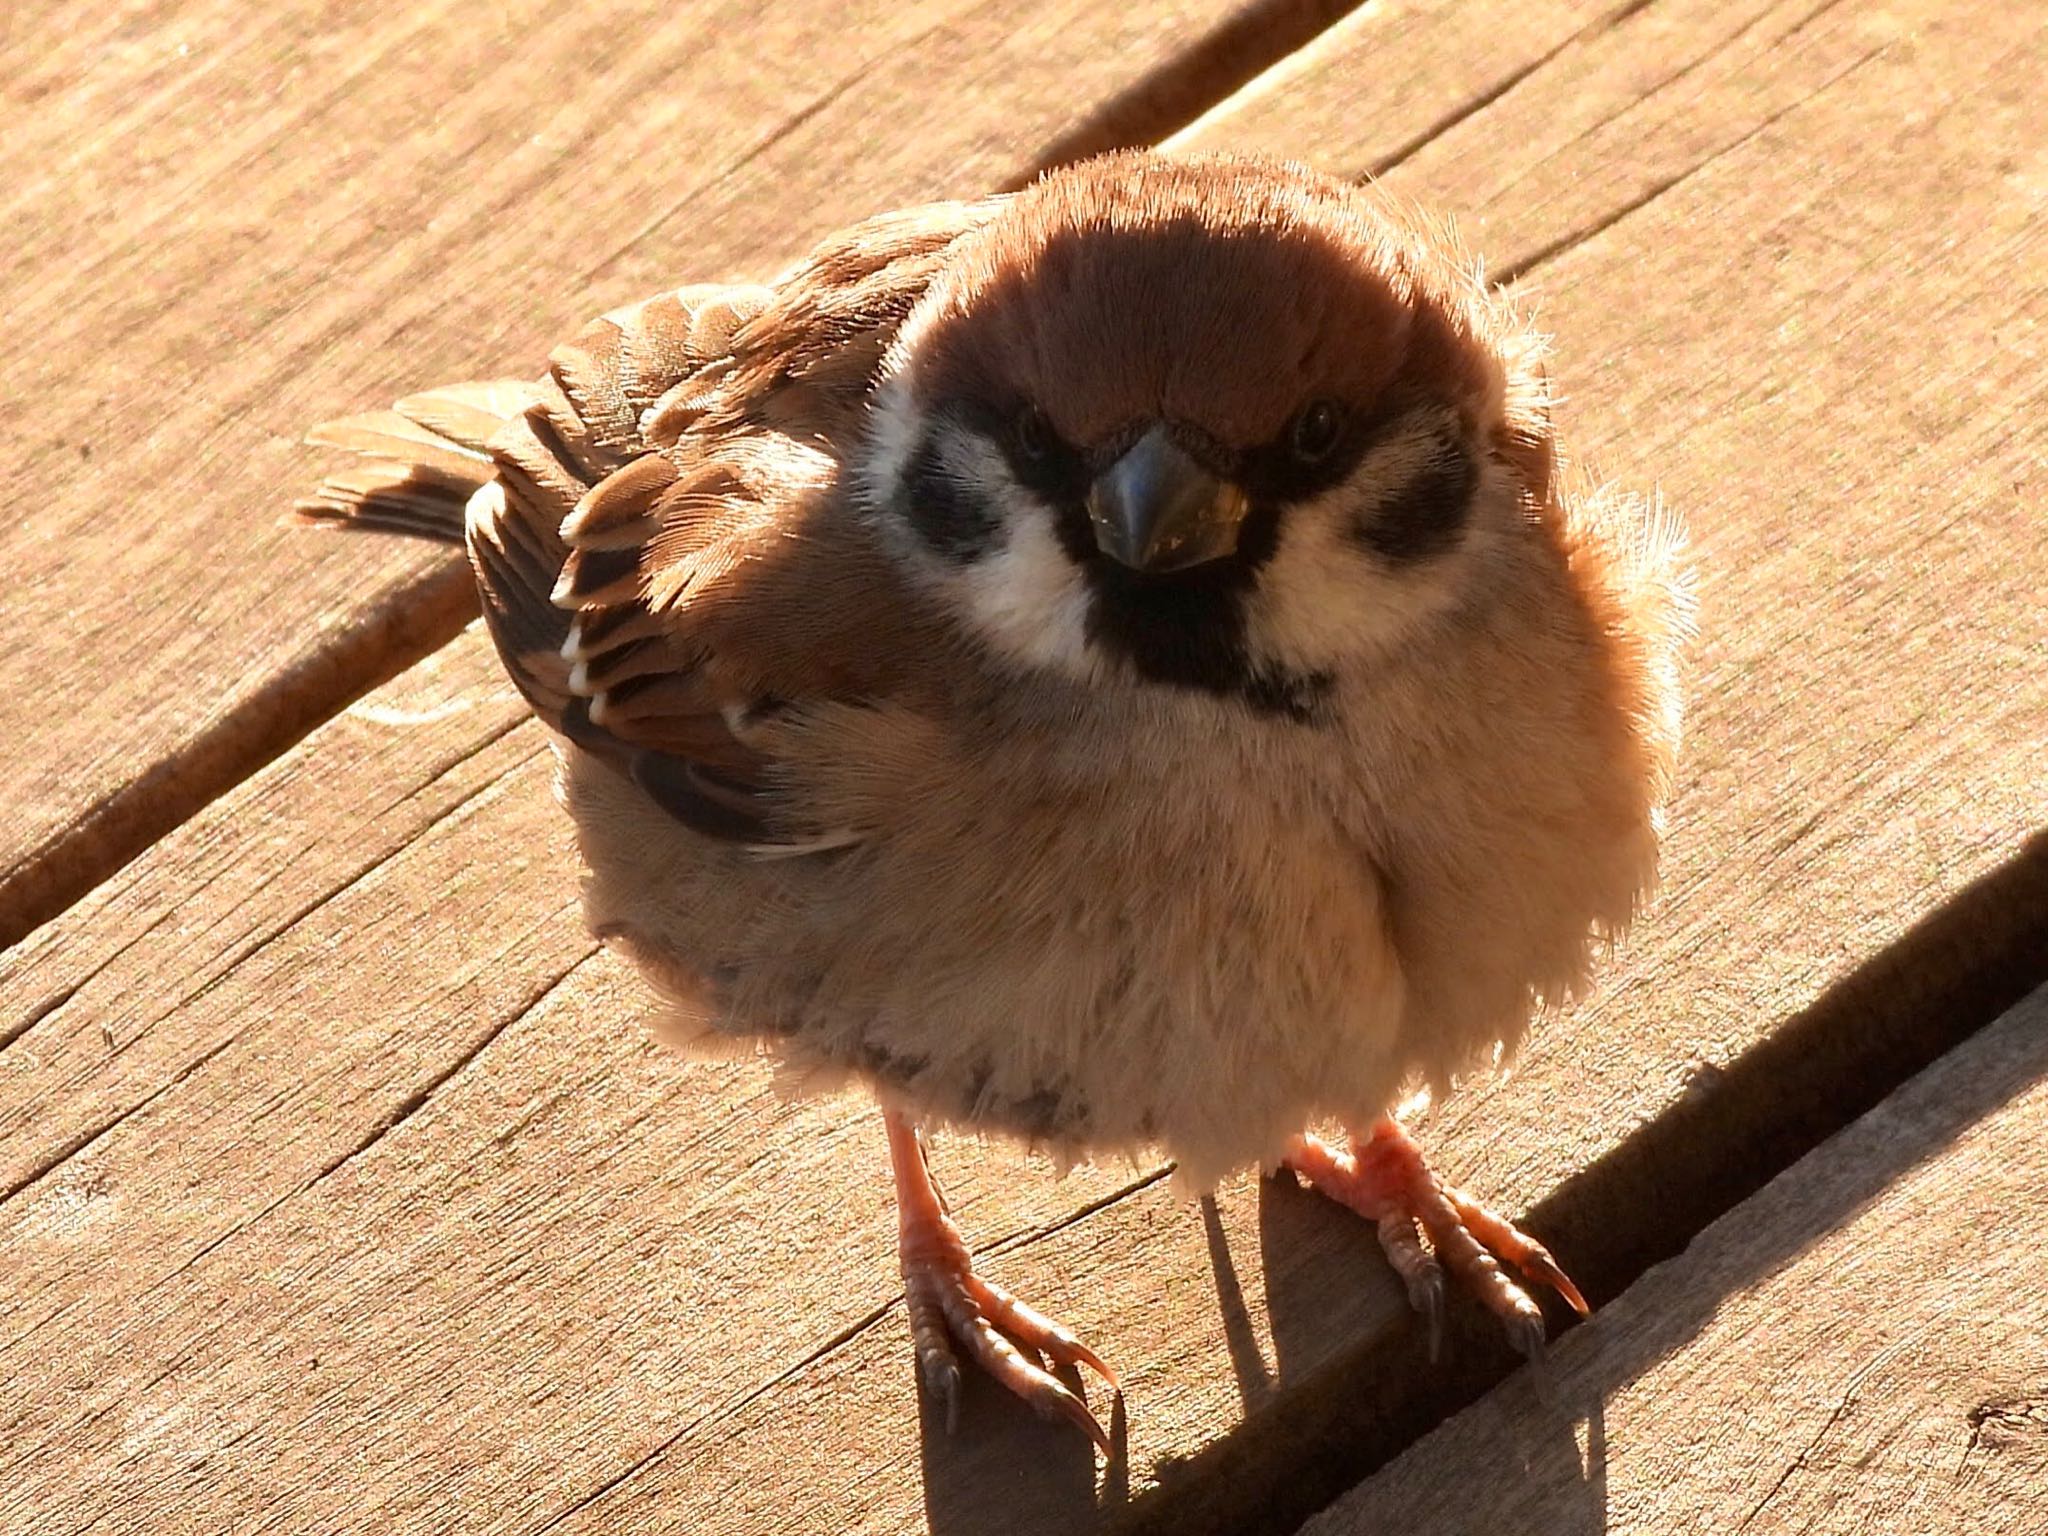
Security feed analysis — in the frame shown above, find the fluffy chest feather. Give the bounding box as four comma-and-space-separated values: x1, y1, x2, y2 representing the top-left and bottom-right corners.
565, 684, 1410, 1187
568, 488, 1677, 1190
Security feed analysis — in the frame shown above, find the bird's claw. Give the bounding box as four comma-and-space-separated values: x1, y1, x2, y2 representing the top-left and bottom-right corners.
1374, 1209, 1446, 1361
889, 1113, 1117, 1454
1446, 1189, 1591, 1318
1287, 1120, 1589, 1360
905, 1245, 1117, 1452
921, 1351, 964, 1435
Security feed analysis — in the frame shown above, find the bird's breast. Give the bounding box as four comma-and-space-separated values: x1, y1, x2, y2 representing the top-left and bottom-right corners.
562, 703, 1412, 1188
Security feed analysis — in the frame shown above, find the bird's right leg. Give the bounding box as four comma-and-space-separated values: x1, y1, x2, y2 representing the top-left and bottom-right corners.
885, 1109, 1118, 1452
1285, 1117, 1588, 1359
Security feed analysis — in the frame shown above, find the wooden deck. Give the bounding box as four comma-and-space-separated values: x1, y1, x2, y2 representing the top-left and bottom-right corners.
3, 1, 2043, 1531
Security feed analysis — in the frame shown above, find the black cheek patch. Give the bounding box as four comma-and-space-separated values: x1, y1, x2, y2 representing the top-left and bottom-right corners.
1354, 441, 1478, 563
899, 432, 1002, 562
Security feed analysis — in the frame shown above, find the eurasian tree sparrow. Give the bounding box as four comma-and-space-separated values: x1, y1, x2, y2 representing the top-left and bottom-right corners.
301, 151, 1691, 1451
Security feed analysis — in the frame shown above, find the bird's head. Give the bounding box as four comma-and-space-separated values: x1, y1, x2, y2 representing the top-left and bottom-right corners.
860, 151, 1556, 720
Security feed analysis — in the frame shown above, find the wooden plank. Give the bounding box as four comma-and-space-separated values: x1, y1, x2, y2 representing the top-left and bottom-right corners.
2, 0, 2044, 1533
1172, 0, 1903, 277
0, 0, 1366, 951
1301, 987, 2048, 1536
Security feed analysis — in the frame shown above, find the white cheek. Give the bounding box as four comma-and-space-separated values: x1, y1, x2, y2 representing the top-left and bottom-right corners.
856, 376, 921, 517
957, 506, 1104, 682
861, 395, 1105, 684
1248, 515, 1424, 670
1248, 460, 1511, 674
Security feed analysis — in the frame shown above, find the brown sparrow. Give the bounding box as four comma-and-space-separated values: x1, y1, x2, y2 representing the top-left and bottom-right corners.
301, 151, 1691, 1451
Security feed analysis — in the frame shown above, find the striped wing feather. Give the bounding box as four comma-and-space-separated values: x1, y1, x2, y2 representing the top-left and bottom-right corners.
303, 199, 1002, 843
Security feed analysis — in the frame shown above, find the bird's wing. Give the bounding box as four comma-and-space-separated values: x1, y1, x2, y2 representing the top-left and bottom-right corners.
466, 199, 999, 845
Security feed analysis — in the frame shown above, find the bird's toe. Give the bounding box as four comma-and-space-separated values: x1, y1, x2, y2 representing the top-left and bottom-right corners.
1287, 1118, 1589, 1359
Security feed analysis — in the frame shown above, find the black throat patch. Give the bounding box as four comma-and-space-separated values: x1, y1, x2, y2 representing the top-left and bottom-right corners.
1050, 496, 1332, 723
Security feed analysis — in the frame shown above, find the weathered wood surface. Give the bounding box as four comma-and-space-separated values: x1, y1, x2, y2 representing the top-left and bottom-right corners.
0, 0, 1360, 951
2, 0, 2045, 1532
1303, 986, 2048, 1536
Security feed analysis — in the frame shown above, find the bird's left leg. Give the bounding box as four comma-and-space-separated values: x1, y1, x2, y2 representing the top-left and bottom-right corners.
1285, 1116, 1589, 1358
885, 1109, 1118, 1451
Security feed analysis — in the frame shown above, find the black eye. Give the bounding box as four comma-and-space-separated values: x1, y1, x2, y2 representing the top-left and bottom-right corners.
1014, 405, 1053, 462
1290, 401, 1343, 463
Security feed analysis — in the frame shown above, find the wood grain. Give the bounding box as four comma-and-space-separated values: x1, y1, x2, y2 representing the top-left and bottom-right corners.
2, 0, 2044, 1531
0, 0, 1363, 951
1301, 986, 2048, 1536
1174, 0, 1901, 278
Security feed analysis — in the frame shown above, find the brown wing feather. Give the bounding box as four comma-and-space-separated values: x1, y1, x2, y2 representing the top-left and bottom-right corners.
303, 199, 1000, 841
296, 380, 538, 542
478, 199, 1002, 842
457, 284, 774, 837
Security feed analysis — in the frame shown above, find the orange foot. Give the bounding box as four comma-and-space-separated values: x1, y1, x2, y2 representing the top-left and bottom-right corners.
1285, 1117, 1589, 1359
885, 1111, 1119, 1452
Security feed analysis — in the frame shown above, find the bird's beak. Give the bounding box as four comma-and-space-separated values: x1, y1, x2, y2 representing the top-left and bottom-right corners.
1086, 427, 1248, 573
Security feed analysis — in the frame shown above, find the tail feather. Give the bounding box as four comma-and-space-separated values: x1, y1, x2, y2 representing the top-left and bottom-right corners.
305, 410, 492, 479
295, 379, 538, 545
394, 380, 540, 451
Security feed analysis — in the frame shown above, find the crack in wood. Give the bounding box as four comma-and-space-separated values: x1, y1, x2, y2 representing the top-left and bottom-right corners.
1482, 0, 1853, 216
1349, 0, 1660, 182
982, 1164, 1178, 1259
5, 718, 539, 1077
133, 938, 599, 1303
0, 1034, 239, 1213
1495, 33, 1893, 286
0, 981, 81, 1054
531, 1297, 902, 1536
308, 940, 600, 1189
0, 745, 551, 1219
1736, 1337, 1909, 1530
109, 740, 547, 1062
